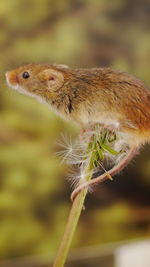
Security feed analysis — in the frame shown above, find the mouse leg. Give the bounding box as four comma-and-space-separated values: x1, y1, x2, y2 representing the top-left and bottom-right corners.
71, 147, 138, 202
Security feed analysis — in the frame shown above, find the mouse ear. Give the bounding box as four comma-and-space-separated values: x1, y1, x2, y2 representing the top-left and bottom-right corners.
38, 69, 64, 91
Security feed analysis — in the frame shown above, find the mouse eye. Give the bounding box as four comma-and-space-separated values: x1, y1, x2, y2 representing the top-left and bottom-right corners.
22, 71, 30, 79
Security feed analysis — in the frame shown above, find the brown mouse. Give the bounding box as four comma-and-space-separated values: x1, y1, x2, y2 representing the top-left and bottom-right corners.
5, 64, 150, 200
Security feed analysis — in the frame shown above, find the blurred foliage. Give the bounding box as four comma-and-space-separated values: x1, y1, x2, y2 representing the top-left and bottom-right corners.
0, 0, 150, 261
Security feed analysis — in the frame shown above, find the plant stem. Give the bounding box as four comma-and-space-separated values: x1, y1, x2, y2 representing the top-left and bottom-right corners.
53, 156, 93, 267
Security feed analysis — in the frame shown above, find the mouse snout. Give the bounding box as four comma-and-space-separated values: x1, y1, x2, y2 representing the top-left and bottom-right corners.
5, 70, 19, 86
5, 71, 11, 86
5, 71, 10, 81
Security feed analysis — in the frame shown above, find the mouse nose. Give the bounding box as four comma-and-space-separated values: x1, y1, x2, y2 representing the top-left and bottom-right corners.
5, 71, 10, 84
5, 71, 9, 79
5, 70, 18, 86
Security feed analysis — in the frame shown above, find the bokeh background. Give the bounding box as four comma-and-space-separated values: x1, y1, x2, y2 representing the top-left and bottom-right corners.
0, 0, 150, 266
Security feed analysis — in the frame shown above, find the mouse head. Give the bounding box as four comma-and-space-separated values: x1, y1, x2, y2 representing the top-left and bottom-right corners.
5, 64, 66, 103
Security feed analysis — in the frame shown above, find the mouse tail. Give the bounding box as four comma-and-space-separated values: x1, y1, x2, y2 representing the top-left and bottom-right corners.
71, 147, 138, 202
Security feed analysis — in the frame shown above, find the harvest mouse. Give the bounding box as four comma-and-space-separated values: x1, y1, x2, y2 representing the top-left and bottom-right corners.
5, 64, 150, 200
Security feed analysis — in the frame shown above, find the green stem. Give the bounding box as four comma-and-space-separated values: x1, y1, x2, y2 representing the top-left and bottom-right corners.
53, 155, 93, 267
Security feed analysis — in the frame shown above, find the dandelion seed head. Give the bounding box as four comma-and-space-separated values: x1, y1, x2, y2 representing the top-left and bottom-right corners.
55, 125, 129, 189
55, 133, 87, 165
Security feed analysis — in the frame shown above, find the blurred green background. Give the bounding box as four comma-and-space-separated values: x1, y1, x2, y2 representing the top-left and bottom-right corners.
0, 0, 150, 264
